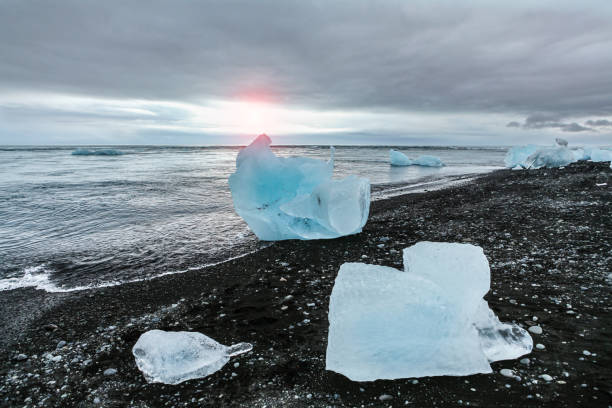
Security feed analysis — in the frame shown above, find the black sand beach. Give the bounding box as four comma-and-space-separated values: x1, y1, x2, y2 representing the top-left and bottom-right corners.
1, 161, 610, 407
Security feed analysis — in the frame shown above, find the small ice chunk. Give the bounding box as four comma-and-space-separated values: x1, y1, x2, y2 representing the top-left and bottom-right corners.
500, 369, 515, 378
526, 147, 576, 169
539, 374, 553, 382
404, 242, 490, 318
473, 300, 533, 362
229, 134, 370, 240
390, 149, 412, 166
390, 149, 444, 167
412, 155, 445, 167
571, 148, 587, 161
132, 330, 252, 384
504, 145, 539, 168
589, 148, 612, 163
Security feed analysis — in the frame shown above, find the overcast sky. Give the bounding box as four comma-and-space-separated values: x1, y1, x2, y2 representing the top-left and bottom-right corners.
1, 0, 611, 145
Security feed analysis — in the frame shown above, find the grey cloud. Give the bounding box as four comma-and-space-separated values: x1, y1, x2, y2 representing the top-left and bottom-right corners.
1, 0, 612, 117
562, 122, 592, 132
511, 113, 593, 132
585, 119, 612, 126
524, 113, 563, 127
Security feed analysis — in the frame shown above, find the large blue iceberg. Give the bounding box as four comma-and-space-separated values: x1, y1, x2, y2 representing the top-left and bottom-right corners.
389, 149, 445, 167
505, 140, 576, 169
229, 134, 370, 241
326, 242, 532, 381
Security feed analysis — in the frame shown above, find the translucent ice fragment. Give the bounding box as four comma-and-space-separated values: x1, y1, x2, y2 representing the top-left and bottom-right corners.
326, 263, 490, 381
326, 242, 532, 381
389, 149, 412, 166
504, 145, 539, 168
390, 149, 444, 167
132, 330, 252, 384
473, 300, 533, 362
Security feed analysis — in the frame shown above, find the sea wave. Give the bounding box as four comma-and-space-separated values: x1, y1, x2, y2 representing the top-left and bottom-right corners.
0, 247, 267, 293
72, 148, 123, 156
0, 265, 55, 291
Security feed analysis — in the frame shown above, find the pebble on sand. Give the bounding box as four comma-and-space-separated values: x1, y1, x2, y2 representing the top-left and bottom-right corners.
528, 326, 543, 335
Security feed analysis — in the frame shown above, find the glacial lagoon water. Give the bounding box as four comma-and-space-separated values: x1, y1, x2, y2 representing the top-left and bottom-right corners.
0, 145, 505, 291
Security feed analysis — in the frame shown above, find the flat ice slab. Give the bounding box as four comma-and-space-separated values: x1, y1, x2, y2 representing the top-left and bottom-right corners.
326, 242, 532, 381
132, 330, 252, 384
229, 134, 370, 240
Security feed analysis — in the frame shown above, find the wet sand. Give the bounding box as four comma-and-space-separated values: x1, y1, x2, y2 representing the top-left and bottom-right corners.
1, 161, 610, 407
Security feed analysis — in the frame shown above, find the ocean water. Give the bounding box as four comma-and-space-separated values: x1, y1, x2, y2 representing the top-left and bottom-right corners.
0, 145, 505, 292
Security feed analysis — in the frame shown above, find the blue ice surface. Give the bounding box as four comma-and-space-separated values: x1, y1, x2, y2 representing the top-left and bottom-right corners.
505, 144, 585, 169
504, 145, 539, 168
526, 146, 576, 169
72, 148, 123, 156
229, 134, 370, 241
589, 148, 612, 163
389, 149, 445, 167
389, 149, 412, 166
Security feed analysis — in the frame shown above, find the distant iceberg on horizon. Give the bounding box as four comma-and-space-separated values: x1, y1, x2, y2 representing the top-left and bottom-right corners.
72, 148, 123, 156
228, 134, 370, 241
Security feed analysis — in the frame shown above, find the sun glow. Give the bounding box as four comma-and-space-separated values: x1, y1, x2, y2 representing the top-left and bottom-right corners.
232, 101, 277, 134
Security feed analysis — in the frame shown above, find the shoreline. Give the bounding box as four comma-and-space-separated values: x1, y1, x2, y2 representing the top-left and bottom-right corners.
0, 161, 610, 407
1, 169, 495, 294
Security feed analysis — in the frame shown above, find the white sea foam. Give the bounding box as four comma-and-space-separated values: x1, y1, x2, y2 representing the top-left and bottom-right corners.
0, 265, 55, 291
0, 248, 266, 293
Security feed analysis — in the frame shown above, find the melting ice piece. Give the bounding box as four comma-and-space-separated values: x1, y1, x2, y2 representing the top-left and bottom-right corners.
390, 149, 412, 166
413, 155, 445, 167
132, 330, 252, 384
505, 141, 580, 169
326, 242, 532, 381
473, 300, 533, 362
525, 147, 576, 169
589, 148, 612, 163
403, 242, 490, 319
326, 263, 490, 381
571, 148, 587, 161
390, 149, 445, 167
504, 145, 539, 168
229, 134, 370, 240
